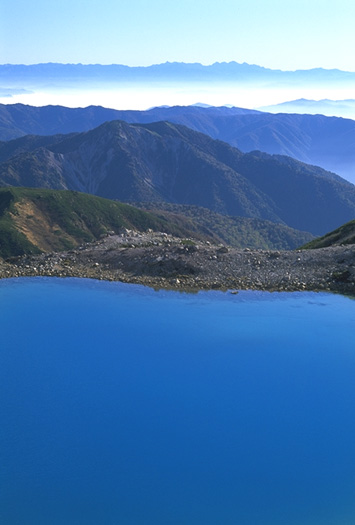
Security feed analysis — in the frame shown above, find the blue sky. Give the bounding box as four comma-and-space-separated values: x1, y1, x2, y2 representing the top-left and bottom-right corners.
1, 0, 355, 71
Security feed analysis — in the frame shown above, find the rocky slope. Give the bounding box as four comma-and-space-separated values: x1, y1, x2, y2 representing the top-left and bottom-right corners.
2, 230, 354, 294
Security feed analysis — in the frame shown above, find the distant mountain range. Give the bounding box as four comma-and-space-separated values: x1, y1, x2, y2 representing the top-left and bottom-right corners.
260, 99, 355, 119
0, 119, 354, 236
2, 62, 355, 87
0, 104, 257, 140
3, 61, 355, 119
1, 103, 355, 183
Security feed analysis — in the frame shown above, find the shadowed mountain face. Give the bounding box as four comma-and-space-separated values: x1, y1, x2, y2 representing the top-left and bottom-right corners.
1, 103, 355, 184
0, 120, 354, 236
0, 104, 258, 140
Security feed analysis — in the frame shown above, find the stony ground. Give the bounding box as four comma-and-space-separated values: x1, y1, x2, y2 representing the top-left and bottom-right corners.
1, 230, 354, 293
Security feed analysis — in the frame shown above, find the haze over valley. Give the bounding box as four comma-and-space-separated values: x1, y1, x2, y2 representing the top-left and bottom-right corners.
2, 61, 355, 117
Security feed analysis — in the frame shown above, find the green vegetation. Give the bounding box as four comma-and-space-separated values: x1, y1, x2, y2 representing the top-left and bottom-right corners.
0, 187, 210, 258
138, 202, 314, 250
180, 239, 197, 246
0, 189, 42, 257
0, 187, 316, 260
301, 219, 355, 249
0, 221, 42, 258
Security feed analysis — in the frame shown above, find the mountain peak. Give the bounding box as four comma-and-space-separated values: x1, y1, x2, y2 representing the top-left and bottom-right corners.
0, 118, 354, 236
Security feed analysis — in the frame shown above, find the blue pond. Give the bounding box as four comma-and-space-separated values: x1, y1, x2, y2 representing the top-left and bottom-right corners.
1, 277, 355, 525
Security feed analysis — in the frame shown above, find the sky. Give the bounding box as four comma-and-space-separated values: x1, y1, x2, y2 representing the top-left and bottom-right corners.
1, 0, 355, 113
1, 0, 355, 71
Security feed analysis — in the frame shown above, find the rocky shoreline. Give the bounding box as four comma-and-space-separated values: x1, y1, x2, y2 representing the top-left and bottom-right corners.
1, 230, 354, 294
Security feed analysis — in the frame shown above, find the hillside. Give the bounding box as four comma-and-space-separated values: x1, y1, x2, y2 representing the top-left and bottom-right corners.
0, 187, 315, 259
0, 187, 211, 258
302, 219, 355, 249
1, 103, 355, 184
137, 203, 313, 250
0, 120, 354, 236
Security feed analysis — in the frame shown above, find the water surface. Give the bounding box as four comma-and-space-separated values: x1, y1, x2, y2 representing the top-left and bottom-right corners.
1, 277, 355, 525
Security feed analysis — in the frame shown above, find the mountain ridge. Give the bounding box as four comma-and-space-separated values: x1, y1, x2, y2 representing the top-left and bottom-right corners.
260, 98, 355, 119
2, 61, 355, 77
1, 103, 354, 183
0, 119, 354, 236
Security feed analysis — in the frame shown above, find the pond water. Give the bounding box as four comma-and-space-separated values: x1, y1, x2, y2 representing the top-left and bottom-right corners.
1, 277, 355, 525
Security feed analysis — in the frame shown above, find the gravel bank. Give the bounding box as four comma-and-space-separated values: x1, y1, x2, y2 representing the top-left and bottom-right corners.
1, 231, 354, 293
